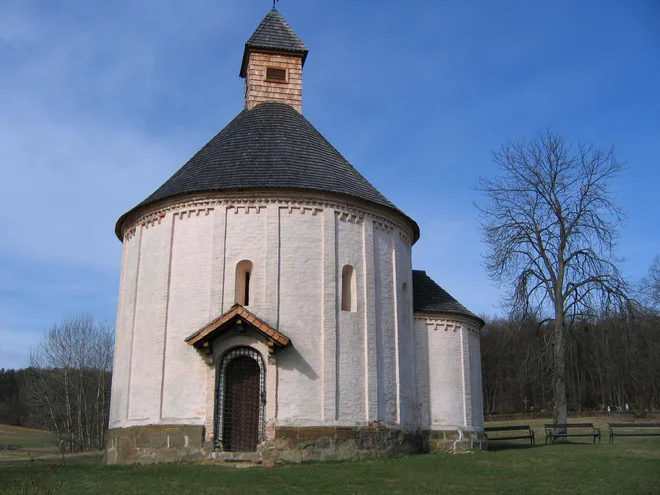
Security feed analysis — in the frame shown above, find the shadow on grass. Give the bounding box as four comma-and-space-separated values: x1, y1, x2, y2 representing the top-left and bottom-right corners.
486, 442, 537, 451
544, 440, 603, 445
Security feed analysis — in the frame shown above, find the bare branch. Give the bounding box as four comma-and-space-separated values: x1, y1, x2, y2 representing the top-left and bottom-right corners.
475, 129, 628, 426
640, 256, 660, 308
25, 313, 114, 452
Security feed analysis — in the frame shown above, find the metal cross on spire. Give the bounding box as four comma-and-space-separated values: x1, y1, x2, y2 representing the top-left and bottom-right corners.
273, 0, 279, 9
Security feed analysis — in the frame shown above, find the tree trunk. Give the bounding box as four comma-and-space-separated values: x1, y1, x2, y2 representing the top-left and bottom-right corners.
552, 315, 568, 433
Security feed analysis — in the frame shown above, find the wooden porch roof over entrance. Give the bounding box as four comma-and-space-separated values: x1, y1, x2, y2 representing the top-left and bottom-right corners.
185, 304, 291, 353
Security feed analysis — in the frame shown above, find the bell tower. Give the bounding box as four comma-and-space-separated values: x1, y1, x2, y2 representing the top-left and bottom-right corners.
240, 8, 308, 113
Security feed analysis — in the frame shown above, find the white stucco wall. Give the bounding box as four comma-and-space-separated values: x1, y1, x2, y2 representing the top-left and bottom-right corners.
160, 211, 213, 421
222, 206, 267, 313
277, 207, 324, 422
127, 216, 171, 422
468, 331, 484, 428
373, 227, 397, 423
336, 213, 366, 422
108, 192, 420, 432
395, 235, 415, 426
413, 314, 484, 431
108, 231, 137, 428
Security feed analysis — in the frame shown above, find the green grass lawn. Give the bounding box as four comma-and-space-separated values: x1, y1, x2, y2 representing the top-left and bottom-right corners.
1, 418, 658, 494
1, 438, 659, 495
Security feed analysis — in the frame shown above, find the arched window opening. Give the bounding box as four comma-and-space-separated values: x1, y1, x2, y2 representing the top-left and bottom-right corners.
235, 260, 253, 306
341, 265, 357, 312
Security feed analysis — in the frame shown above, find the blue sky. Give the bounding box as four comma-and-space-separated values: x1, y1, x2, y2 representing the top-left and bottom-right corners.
1, 0, 658, 369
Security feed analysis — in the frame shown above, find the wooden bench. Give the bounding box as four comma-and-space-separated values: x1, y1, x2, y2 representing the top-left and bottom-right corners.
608, 423, 660, 444
485, 425, 535, 446
544, 423, 601, 444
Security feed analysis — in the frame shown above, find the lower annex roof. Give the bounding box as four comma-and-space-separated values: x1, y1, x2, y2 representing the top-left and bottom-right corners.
412, 270, 484, 327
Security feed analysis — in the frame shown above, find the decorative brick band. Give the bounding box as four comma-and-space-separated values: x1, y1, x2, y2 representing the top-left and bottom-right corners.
119, 191, 416, 245
414, 314, 482, 338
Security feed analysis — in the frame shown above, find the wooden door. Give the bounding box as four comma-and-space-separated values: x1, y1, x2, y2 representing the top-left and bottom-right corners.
222, 356, 261, 452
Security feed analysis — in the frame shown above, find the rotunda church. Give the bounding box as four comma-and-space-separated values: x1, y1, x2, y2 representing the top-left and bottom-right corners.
105, 8, 485, 465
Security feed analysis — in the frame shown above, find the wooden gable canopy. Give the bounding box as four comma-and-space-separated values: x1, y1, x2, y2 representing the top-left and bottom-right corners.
185, 304, 290, 354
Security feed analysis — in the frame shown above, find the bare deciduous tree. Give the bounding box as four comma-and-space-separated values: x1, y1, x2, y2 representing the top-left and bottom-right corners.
475, 130, 628, 428
641, 256, 660, 308
25, 314, 114, 452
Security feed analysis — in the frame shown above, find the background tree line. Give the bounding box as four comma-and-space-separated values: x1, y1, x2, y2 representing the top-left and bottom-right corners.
481, 254, 660, 415
480, 306, 660, 415
0, 314, 113, 452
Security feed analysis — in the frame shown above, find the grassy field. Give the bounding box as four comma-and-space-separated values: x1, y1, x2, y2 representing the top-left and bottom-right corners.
0, 425, 60, 462
0, 418, 658, 494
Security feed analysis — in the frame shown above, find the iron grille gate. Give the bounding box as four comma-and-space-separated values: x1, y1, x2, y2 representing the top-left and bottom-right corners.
216, 347, 265, 452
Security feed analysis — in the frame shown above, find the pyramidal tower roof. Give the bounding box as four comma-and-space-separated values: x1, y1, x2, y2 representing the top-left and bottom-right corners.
240, 8, 308, 77
127, 102, 400, 214
115, 10, 419, 241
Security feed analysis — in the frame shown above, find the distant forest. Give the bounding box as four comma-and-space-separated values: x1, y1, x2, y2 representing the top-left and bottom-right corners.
481, 306, 660, 415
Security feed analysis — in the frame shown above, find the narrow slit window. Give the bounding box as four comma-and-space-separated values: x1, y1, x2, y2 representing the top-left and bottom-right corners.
235, 260, 254, 306
266, 67, 287, 82
244, 271, 250, 306
341, 265, 357, 312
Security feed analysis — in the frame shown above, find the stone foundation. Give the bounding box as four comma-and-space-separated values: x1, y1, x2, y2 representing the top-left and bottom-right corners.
258, 426, 423, 463
104, 425, 206, 465
105, 425, 486, 464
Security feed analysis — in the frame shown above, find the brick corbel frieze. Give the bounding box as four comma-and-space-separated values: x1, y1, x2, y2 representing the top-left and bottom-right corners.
121, 193, 415, 245
414, 314, 481, 338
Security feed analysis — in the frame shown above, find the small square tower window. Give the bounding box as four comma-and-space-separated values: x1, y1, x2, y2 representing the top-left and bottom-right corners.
266, 67, 287, 82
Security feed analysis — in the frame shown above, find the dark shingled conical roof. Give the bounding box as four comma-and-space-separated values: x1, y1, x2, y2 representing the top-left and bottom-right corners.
240, 9, 308, 77
116, 102, 419, 240
412, 270, 484, 326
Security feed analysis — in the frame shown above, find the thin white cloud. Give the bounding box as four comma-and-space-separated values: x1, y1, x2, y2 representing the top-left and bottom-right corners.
0, 3, 224, 269
0, 98, 191, 268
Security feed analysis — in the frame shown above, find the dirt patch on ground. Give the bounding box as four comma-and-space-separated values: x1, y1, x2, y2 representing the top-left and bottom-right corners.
0, 451, 103, 467
485, 411, 660, 423
0, 424, 60, 462
0, 425, 105, 465
0, 425, 53, 436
